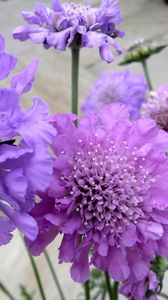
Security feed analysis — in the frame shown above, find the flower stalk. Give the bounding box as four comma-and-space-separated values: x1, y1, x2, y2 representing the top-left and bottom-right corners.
26, 250, 47, 300
113, 281, 119, 300
71, 47, 80, 118
44, 250, 66, 300
84, 280, 91, 300
0, 281, 16, 300
20, 233, 46, 300
141, 59, 153, 90
105, 272, 114, 300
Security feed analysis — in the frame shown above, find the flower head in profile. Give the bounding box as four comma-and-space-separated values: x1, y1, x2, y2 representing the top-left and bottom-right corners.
26, 103, 168, 300
120, 38, 167, 65
0, 35, 56, 246
82, 70, 147, 120
142, 84, 168, 132
13, 0, 124, 63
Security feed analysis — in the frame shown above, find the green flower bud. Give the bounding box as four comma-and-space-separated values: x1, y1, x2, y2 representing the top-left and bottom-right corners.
119, 38, 167, 65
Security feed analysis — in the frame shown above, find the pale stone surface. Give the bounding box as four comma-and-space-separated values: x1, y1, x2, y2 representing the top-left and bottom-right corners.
0, 0, 168, 299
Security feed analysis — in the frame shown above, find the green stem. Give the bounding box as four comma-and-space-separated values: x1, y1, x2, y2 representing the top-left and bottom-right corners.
101, 288, 106, 300
0, 281, 16, 300
84, 281, 90, 300
161, 293, 168, 299
26, 251, 47, 300
113, 282, 119, 300
44, 250, 66, 300
105, 272, 113, 300
141, 59, 153, 91
71, 47, 80, 117
20, 233, 46, 300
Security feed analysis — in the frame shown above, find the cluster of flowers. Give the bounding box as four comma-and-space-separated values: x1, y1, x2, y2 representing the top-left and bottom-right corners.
1, 0, 168, 299
0, 35, 56, 246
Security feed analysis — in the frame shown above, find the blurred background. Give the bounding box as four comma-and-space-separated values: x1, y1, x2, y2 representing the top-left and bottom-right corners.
0, 0, 168, 299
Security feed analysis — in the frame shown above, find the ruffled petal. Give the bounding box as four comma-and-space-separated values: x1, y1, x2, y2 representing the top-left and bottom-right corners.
121, 223, 137, 247
0, 217, 15, 246
70, 247, 90, 283
52, 0, 64, 12
17, 97, 56, 146
10, 59, 39, 95
138, 221, 163, 241
61, 216, 82, 234
0, 53, 17, 81
0, 202, 38, 241
108, 247, 130, 281
0, 88, 21, 141
4, 168, 28, 202
46, 27, 75, 50
13, 25, 38, 41
0, 35, 5, 51
59, 235, 76, 262
23, 146, 53, 191
26, 225, 58, 255
99, 44, 114, 63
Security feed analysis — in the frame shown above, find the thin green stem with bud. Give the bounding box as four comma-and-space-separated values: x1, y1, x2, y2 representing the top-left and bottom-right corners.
44, 250, 66, 300
141, 59, 153, 91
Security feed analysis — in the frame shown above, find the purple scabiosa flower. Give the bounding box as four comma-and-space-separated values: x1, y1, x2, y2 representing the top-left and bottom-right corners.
13, 0, 124, 63
26, 104, 168, 287
82, 70, 148, 120
142, 84, 168, 132
0, 36, 56, 246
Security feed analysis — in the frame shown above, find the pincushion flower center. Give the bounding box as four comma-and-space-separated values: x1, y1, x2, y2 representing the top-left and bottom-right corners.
62, 2, 98, 23
61, 140, 156, 238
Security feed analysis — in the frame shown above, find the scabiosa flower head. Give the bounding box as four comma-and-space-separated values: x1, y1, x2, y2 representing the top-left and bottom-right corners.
82, 70, 148, 120
26, 103, 168, 292
13, 0, 124, 63
142, 84, 168, 132
120, 38, 167, 65
0, 35, 56, 246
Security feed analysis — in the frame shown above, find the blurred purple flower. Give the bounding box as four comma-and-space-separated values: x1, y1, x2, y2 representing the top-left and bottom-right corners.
82, 70, 148, 120
0, 35, 56, 246
13, 0, 124, 63
26, 104, 168, 290
142, 84, 168, 131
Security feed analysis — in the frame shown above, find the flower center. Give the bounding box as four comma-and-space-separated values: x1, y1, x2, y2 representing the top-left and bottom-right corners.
62, 2, 98, 24
61, 139, 156, 240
